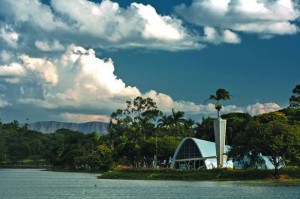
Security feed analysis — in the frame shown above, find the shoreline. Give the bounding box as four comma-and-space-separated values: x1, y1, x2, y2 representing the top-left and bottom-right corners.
98, 168, 300, 183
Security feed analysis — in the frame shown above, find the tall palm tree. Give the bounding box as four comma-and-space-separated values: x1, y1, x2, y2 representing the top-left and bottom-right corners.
170, 108, 185, 126
206, 88, 231, 118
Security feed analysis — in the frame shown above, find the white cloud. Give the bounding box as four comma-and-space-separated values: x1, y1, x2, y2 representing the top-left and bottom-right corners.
48, 0, 201, 51
55, 45, 141, 101
0, 45, 210, 121
132, 3, 185, 41
203, 27, 241, 44
20, 55, 58, 86
232, 21, 299, 35
14, 45, 141, 110
0, 63, 26, 77
143, 90, 174, 111
223, 29, 241, 43
0, 54, 58, 86
1, 0, 67, 31
176, 0, 300, 36
246, 102, 281, 115
35, 40, 65, 52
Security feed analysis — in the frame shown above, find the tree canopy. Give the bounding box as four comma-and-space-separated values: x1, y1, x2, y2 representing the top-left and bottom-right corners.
228, 113, 300, 177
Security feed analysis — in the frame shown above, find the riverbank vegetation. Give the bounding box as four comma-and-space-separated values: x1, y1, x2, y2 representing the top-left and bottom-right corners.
99, 167, 300, 182
0, 85, 299, 179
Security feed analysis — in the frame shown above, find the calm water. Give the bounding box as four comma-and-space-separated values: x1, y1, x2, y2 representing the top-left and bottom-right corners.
0, 169, 299, 199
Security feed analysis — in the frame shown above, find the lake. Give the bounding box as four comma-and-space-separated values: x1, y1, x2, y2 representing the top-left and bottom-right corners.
0, 169, 299, 199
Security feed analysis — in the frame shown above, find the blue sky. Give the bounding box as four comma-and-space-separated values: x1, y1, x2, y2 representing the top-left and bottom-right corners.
0, 0, 299, 123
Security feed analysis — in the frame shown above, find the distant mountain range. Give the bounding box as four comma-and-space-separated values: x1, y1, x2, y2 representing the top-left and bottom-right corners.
28, 121, 109, 135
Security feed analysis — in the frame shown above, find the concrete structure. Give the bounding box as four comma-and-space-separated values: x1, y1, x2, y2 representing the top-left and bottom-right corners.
214, 118, 226, 168
171, 137, 232, 169
171, 137, 277, 170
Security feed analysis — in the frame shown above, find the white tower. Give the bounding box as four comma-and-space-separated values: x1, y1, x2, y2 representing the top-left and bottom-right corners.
213, 118, 226, 168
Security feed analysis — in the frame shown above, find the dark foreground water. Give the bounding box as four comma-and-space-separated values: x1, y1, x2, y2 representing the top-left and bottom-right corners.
0, 169, 299, 199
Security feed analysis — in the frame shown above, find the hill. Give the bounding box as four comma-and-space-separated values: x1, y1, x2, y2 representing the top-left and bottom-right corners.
28, 121, 109, 135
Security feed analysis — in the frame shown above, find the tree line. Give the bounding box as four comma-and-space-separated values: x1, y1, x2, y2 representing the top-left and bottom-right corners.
0, 85, 299, 172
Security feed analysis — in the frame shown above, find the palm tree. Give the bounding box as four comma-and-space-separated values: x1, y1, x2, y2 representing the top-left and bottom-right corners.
184, 118, 195, 129
157, 114, 172, 129
169, 108, 185, 126
206, 88, 231, 118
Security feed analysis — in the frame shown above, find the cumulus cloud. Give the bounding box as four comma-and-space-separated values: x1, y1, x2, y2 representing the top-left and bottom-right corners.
203, 27, 241, 44
246, 102, 281, 115
0, 0, 67, 31
0, 44, 249, 122
133, 3, 185, 41
20, 55, 59, 86
176, 0, 300, 37
0, 55, 59, 87
1, 45, 196, 121
0, 0, 202, 52
9, 45, 141, 111
50, 0, 189, 42
0, 44, 284, 122
0, 63, 26, 78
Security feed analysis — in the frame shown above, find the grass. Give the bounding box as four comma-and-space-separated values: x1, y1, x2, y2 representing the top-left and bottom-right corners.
99, 167, 300, 182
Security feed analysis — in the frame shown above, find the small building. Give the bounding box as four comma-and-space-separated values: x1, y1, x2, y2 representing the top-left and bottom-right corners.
171, 137, 276, 170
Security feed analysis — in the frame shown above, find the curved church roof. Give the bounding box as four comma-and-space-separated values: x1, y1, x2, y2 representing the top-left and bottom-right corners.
171, 137, 276, 170
172, 137, 230, 159
171, 137, 232, 169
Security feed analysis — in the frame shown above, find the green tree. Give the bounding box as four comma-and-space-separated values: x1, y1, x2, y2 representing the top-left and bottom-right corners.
229, 119, 300, 177
195, 117, 214, 142
109, 96, 159, 143
168, 109, 186, 137
253, 111, 288, 123
140, 138, 157, 167
94, 144, 113, 171
108, 97, 160, 167
157, 109, 192, 138
113, 141, 141, 167
289, 84, 300, 108
206, 88, 231, 118
221, 112, 251, 145
157, 136, 180, 163
280, 108, 300, 125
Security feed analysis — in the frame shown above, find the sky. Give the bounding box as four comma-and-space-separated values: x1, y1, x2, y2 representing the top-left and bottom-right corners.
0, 0, 299, 124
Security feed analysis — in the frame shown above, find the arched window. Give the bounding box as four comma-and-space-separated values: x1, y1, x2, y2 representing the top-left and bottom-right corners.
176, 139, 202, 159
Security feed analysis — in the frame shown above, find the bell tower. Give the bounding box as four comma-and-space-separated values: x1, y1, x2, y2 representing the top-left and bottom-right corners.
213, 118, 226, 168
